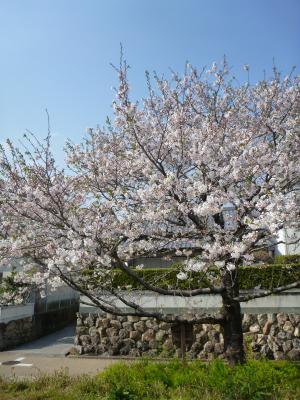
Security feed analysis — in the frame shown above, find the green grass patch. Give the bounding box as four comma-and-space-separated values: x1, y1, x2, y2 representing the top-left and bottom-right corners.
0, 359, 299, 400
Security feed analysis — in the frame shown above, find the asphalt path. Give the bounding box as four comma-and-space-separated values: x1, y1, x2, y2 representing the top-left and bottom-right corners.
0, 325, 119, 378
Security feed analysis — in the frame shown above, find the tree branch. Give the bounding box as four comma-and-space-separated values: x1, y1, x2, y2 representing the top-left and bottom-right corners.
235, 280, 300, 302
116, 259, 225, 296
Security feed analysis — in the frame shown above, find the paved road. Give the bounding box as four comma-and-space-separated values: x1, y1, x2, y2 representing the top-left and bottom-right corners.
0, 325, 119, 378
3, 324, 76, 357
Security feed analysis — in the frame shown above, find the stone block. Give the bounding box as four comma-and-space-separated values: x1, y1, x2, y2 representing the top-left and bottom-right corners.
110, 336, 120, 346
262, 321, 272, 335
195, 331, 208, 345
89, 327, 98, 336
133, 321, 145, 332
76, 315, 83, 326
106, 327, 118, 337
156, 329, 168, 342
256, 334, 266, 344
79, 335, 91, 346
267, 337, 281, 352
242, 314, 256, 332
74, 336, 80, 346
120, 345, 131, 356
119, 328, 130, 339
190, 342, 202, 354
214, 342, 224, 355
269, 324, 279, 337
149, 339, 159, 349
292, 338, 300, 349
277, 313, 288, 326
110, 320, 122, 330
91, 334, 100, 345
216, 333, 223, 344
282, 340, 293, 353
267, 313, 277, 324
129, 348, 141, 357
98, 327, 107, 337
283, 321, 294, 334
101, 337, 110, 346
84, 314, 95, 327
137, 341, 149, 352
203, 341, 214, 353
117, 316, 128, 323
129, 330, 141, 340
288, 314, 300, 326
122, 321, 133, 330
257, 314, 268, 328
163, 338, 174, 352
287, 349, 300, 361
249, 323, 260, 333
273, 351, 288, 360
122, 338, 135, 348
128, 316, 140, 322
145, 320, 159, 330
96, 344, 108, 354
146, 349, 158, 357
108, 345, 120, 356
142, 329, 155, 342
260, 344, 273, 359
159, 322, 172, 331
208, 330, 220, 342
277, 331, 287, 340
76, 326, 89, 335
101, 318, 111, 328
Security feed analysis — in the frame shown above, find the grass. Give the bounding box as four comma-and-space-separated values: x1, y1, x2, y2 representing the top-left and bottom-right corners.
0, 359, 299, 400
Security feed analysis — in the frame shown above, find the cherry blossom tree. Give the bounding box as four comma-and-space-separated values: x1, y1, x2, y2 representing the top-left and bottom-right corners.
0, 58, 300, 364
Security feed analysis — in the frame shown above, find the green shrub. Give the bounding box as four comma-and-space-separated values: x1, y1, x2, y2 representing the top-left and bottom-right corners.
105, 263, 300, 291
274, 254, 300, 264
100, 359, 300, 400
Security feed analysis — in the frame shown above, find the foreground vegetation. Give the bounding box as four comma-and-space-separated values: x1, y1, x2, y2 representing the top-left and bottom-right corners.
0, 359, 299, 400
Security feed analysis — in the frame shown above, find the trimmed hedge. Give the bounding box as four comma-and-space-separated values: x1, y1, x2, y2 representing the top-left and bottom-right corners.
107, 263, 300, 291
274, 254, 300, 264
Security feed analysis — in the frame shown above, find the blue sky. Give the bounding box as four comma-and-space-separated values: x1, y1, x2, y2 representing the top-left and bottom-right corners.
0, 0, 299, 162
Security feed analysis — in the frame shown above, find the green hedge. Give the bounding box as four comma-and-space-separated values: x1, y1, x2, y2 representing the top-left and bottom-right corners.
274, 254, 300, 264
107, 263, 300, 291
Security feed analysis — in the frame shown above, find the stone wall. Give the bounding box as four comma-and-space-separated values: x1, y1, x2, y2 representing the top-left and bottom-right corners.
0, 316, 34, 350
0, 303, 79, 351
74, 312, 300, 361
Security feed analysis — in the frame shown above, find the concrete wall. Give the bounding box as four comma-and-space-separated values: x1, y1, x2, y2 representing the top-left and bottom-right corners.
80, 289, 300, 315
276, 228, 300, 255
0, 303, 34, 323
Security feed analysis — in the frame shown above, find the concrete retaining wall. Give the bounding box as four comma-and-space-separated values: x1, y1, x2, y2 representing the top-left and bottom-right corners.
0, 303, 34, 323
80, 290, 300, 315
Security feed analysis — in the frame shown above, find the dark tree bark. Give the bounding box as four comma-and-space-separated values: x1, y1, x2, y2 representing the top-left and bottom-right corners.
221, 268, 245, 365
221, 297, 245, 365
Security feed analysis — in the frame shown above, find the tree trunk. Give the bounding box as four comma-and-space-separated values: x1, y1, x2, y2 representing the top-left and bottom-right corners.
222, 297, 245, 365
221, 268, 245, 365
